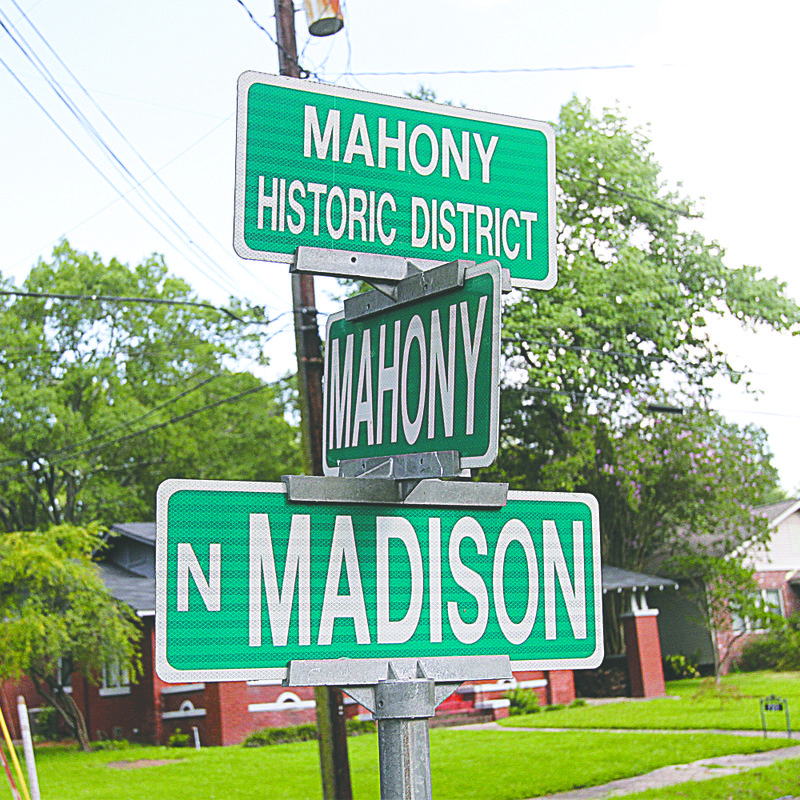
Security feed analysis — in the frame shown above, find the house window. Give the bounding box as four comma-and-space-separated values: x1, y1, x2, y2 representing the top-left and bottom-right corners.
99, 659, 130, 697
56, 656, 73, 694
731, 588, 784, 632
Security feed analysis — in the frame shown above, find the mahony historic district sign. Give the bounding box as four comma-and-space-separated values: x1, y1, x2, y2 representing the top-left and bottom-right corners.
233, 72, 556, 289
155, 479, 602, 682
323, 260, 501, 474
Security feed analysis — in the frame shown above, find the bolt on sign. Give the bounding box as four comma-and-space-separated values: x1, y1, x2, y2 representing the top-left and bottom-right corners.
323, 260, 501, 474
155, 480, 603, 682
233, 72, 556, 289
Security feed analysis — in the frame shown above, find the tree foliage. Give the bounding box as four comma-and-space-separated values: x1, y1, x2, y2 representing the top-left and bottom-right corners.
0, 524, 141, 750
480, 97, 800, 654
493, 97, 799, 491
0, 241, 301, 531
539, 407, 777, 573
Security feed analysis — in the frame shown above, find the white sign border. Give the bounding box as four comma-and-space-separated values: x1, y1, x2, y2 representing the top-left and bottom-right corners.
233, 71, 557, 290
156, 478, 602, 684
321, 259, 502, 476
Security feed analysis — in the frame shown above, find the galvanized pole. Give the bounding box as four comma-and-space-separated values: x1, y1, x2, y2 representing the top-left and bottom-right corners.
272, 3, 353, 798
374, 675, 436, 800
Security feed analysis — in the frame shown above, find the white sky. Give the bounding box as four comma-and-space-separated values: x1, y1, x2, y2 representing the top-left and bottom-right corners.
1, 0, 798, 492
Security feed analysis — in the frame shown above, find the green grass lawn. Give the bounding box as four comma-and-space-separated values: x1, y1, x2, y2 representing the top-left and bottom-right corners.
498, 670, 800, 732
27, 727, 797, 800
622, 759, 800, 800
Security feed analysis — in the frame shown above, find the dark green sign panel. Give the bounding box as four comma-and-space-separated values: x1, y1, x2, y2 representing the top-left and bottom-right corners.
155, 480, 602, 682
323, 261, 500, 473
233, 72, 556, 289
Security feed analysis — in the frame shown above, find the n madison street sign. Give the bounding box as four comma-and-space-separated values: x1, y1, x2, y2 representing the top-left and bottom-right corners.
233, 72, 556, 289
155, 479, 602, 683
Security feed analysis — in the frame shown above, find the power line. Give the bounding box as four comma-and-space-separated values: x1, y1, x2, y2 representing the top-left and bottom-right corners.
0, 11, 243, 299
0, 381, 276, 482
233, 0, 316, 80
0, 289, 275, 325
504, 337, 667, 363
557, 170, 699, 218
8, 0, 280, 303
0, 373, 222, 469
0, 45, 238, 299
341, 63, 645, 77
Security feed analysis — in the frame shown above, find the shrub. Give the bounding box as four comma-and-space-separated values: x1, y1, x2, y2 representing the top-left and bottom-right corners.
243, 723, 319, 747
345, 718, 377, 737
569, 699, 587, 708
663, 653, 701, 680
31, 706, 57, 742
737, 615, 800, 672
92, 738, 131, 751
243, 719, 376, 747
544, 703, 566, 712
504, 688, 540, 716
167, 728, 191, 748
574, 657, 629, 697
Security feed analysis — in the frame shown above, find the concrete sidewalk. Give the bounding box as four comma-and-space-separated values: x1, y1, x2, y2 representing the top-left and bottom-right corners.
456, 722, 800, 799
524, 744, 800, 799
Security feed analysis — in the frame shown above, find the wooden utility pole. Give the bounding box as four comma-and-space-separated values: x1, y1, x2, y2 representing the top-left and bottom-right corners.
272, 2, 353, 798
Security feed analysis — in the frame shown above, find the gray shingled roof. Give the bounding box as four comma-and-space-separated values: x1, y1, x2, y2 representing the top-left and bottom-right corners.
602, 565, 677, 593
757, 498, 800, 525
110, 522, 156, 544
97, 562, 155, 613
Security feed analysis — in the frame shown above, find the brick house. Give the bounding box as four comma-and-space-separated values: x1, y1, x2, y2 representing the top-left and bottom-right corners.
648, 498, 800, 674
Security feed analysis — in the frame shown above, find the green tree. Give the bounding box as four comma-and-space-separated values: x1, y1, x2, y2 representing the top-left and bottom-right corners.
0, 241, 301, 531
0, 524, 141, 751
492, 97, 799, 490
537, 404, 777, 652
483, 97, 798, 653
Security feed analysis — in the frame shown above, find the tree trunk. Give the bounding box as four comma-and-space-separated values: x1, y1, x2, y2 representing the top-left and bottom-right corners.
62, 691, 91, 752
31, 674, 92, 752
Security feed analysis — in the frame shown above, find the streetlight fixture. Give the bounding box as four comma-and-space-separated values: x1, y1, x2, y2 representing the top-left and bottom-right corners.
645, 403, 685, 416
304, 0, 344, 36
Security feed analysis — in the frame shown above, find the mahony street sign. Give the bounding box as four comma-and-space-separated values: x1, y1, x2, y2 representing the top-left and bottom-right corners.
233, 72, 556, 289
323, 260, 501, 474
155, 479, 602, 682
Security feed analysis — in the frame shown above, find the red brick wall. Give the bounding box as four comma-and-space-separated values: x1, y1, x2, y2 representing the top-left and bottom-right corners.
72, 620, 155, 743
0, 677, 40, 739
546, 670, 575, 705
623, 611, 665, 697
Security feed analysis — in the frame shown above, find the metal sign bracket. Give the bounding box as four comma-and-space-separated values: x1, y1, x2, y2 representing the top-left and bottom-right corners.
291, 246, 473, 320
338, 450, 464, 480
282, 475, 508, 507
285, 654, 512, 711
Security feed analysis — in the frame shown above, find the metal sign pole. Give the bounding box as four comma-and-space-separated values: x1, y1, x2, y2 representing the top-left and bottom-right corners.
286, 656, 512, 800
374, 673, 436, 800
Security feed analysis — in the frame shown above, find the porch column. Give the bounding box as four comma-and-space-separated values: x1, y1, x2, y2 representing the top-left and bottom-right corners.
622, 594, 666, 698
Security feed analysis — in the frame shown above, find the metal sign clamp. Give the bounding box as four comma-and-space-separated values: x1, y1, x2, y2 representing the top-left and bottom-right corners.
292, 246, 512, 321
282, 475, 509, 507
291, 246, 469, 318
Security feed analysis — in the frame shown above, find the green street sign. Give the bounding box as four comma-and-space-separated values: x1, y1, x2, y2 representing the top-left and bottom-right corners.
323, 260, 500, 474
155, 479, 603, 682
233, 72, 556, 289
